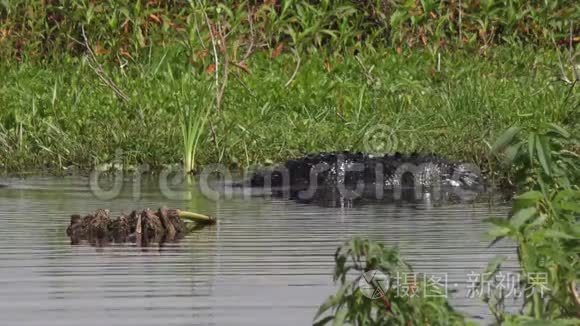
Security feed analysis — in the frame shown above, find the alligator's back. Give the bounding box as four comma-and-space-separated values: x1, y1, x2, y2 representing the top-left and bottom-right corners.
245, 151, 483, 206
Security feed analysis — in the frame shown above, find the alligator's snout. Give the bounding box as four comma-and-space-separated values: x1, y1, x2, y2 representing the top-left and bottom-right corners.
450, 164, 483, 188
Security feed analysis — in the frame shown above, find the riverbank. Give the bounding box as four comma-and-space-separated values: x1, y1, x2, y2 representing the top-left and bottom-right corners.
0, 46, 578, 177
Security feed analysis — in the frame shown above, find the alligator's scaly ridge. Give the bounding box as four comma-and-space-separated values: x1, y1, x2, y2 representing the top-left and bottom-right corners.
243, 151, 484, 206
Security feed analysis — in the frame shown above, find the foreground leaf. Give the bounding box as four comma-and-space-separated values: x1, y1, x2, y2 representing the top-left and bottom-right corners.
492, 126, 521, 153
510, 207, 537, 230
535, 135, 552, 176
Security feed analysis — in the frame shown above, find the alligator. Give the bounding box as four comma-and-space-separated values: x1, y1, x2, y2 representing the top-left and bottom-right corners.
238, 151, 484, 206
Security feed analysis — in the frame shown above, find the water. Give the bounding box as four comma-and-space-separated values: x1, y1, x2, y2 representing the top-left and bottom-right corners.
0, 176, 517, 325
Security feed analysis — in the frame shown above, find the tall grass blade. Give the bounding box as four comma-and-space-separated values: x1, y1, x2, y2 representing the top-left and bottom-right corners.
535, 135, 552, 176
491, 126, 521, 153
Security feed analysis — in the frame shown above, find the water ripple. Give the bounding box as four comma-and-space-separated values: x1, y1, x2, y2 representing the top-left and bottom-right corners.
0, 176, 515, 325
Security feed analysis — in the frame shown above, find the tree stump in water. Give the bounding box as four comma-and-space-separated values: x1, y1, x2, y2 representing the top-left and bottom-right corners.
66, 208, 214, 246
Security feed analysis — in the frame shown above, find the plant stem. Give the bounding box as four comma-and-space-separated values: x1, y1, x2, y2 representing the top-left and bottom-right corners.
177, 209, 216, 224
533, 291, 542, 319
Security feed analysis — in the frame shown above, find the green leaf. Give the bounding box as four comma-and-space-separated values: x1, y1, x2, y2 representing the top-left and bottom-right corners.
518, 318, 580, 326
516, 191, 544, 201
527, 212, 547, 229
510, 207, 537, 229
515, 190, 544, 201
486, 218, 512, 247
313, 316, 334, 326
390, 9, 409, 26
528, 132, 536, 167
482, 255, 506, 276
313, 283, 349, 321
514, 191, 543, 209
547, 123, 570, 139
314, 295, 335, 321
558, 202, 580, 212
554, 189, 580, 209
488, 225, 512, 238
543, 230, 576, 240
484, 217, 511, 227
491, 126, 521, 153
535, 135, 552, 176
332, 308, 348, 326
503, 142, 522, 165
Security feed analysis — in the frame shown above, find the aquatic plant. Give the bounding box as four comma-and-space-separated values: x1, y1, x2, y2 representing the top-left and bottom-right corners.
178, 76, 213, 173
313, 237, 468, 325
485, 124, 580, 323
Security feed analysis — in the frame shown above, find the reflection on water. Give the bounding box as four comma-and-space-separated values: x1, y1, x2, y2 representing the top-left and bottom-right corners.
0, 176, 517, 325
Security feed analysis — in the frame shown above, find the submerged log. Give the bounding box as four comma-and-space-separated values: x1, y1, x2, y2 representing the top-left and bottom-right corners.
66, 208, 215, 246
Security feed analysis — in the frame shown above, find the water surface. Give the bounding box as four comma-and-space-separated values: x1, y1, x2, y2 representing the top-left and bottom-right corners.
0, 176, 516, 325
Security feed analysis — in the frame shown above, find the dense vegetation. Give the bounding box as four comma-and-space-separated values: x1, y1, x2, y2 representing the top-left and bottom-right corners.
1, 0, 578, 61
1, 1, 578, 173
0, 47, 577, 173
314, 238, 468, 325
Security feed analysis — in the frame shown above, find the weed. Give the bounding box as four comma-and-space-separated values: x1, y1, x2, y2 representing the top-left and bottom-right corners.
313, 237, 468, 325
484, 124, 580, 323
0, 47, 577, 173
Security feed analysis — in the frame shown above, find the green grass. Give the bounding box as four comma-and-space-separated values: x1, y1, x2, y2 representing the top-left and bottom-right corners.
0, 46, 577, 175
1, 1, 577, 176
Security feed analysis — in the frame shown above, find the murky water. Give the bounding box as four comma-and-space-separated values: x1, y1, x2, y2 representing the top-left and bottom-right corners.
0, 176, 517, 325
